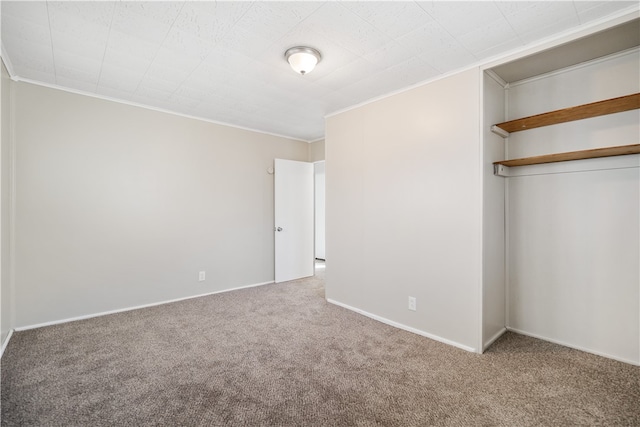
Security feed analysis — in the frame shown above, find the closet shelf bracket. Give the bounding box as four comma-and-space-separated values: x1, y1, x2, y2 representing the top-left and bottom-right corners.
493, 164, 509, 177
491, 125, 510, 138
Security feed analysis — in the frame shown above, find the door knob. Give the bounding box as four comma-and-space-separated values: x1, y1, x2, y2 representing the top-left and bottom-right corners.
276, 227, 283, 232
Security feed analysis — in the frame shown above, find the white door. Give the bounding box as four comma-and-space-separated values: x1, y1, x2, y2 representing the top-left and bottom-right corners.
274, 159, 314, 283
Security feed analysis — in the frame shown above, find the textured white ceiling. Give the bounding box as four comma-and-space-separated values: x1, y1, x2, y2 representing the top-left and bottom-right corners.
1, 1, 637, 141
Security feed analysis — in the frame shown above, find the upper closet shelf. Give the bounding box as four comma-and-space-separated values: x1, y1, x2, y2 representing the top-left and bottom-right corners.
491, 93, 640, 137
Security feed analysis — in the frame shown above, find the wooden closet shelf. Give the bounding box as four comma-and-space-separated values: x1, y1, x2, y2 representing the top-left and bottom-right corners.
494, 144, 640, 167
493, 93, 640, 135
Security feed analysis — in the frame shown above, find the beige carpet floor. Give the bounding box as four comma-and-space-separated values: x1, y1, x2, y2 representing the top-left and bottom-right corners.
2, 269, 639, 426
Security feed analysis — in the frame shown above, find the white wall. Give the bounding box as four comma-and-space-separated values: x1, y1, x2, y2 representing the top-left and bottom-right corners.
482, 72, 506, 349
326, 69, 482, 351
505, 50, 639, 364
309, 140, 325, 162
1, 59, 11, 346
13, 82, 309, 328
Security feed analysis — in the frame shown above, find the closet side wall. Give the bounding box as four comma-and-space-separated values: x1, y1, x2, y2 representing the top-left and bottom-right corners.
482, 73, 506, 349
1, 60, 11, 347
506, 50, 640, 364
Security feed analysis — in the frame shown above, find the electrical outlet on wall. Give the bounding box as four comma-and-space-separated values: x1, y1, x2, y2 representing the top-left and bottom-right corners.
198, 271, 206, 282
408, 296, 417, 311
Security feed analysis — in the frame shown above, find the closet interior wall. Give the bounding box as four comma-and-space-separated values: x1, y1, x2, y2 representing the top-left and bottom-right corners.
499, 48, 639, 364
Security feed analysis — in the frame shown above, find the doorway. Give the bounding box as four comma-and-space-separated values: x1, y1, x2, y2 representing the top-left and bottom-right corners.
314, 161, 325, 262
273, 158, 325, 283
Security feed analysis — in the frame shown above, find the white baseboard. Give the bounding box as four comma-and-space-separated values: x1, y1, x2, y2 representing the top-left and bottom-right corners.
507, 327, 640, 366
483, 327, 507, 351
326, 298, 477, 353
15, 281, 275, 332
1, 329, 14, 359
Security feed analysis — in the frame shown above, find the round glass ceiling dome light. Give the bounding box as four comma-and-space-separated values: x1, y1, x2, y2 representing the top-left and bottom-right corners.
285, 46, 322, 75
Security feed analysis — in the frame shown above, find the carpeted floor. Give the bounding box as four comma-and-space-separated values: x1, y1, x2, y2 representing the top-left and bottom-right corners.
2, 268, 639, 426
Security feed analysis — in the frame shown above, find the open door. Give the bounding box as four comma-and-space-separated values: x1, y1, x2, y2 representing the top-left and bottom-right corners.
274, 159, 314, 283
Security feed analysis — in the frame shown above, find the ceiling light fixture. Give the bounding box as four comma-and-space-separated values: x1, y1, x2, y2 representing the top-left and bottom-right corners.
285, 46, 322, 75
